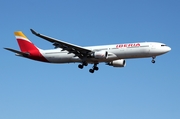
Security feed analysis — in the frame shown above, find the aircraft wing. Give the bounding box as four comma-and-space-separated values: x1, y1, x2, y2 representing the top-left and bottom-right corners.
30, 29, 92, 58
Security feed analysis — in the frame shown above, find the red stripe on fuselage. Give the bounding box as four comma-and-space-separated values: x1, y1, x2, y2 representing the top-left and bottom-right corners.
27, 49, 49, 62
17, 39, 49, 62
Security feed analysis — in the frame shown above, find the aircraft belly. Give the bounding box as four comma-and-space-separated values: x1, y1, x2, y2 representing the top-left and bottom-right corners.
44, 53, 77, 63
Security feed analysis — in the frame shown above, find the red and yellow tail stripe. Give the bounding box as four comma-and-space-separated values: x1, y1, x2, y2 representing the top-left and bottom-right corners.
14, 31, 32, 42
14, 31, 48, 62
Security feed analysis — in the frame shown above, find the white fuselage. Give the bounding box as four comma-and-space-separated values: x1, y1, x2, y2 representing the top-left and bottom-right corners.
40, 42, 171, 63
5, 30, 171, 73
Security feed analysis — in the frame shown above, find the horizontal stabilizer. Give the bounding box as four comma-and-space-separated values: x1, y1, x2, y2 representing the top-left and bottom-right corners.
4, 48, 29, 56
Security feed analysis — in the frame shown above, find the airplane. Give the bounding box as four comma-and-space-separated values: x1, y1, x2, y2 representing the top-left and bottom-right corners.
4, 29, 171, 73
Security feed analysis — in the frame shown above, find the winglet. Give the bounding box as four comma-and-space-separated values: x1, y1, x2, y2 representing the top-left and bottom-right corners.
30, 29, 39, 35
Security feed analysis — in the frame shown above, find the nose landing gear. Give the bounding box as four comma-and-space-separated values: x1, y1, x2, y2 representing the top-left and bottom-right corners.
151, 60, 155, 63
151, 56, 156, 63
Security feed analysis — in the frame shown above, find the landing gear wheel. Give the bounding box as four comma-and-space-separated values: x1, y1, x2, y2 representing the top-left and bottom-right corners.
151, 60, 155, 63
89, 69, 94, 73
78, 64, 84, 69
83, 62, 88, 66
94, 67, 99, 71
151, 56, 156, 64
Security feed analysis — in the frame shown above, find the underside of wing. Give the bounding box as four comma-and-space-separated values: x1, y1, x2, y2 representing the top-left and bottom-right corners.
30, 29, 92, 58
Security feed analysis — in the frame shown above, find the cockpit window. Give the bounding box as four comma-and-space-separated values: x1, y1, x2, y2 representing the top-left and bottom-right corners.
161, 44, 167, 46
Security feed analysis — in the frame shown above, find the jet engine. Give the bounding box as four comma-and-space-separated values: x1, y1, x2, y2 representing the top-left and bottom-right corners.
92, 51, 108, 59
107, 59, 126, 67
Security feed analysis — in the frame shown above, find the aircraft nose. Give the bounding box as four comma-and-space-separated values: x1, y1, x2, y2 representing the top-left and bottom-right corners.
167, 46, 171, 52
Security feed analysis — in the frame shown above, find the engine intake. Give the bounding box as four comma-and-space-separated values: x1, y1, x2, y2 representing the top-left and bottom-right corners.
107, 59, 126, 67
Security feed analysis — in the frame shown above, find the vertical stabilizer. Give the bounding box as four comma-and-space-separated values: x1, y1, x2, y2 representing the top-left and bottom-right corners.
13, 31, 48, 62
14, 31, 39, 52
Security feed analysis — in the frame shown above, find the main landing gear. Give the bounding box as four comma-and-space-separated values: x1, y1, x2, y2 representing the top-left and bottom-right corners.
78, 62, 99, 73
151, 56, 156, 63
78, 62, 88, 69
89, 63, 99, 73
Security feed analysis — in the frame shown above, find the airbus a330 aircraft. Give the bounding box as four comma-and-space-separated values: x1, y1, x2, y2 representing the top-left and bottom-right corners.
4, 29, 171, 73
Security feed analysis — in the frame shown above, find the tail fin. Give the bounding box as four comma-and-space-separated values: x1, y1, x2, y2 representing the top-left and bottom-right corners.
15, 31, 39, 52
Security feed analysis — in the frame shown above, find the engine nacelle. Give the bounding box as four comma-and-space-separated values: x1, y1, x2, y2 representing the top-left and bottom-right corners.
92, 51, 108, 59
107, 59, 126, 67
